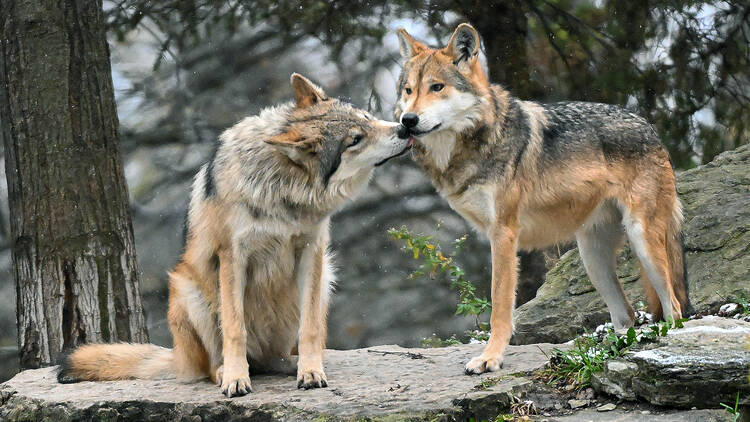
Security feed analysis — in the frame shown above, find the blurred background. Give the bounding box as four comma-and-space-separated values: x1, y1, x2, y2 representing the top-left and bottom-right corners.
0, 0, 748, 381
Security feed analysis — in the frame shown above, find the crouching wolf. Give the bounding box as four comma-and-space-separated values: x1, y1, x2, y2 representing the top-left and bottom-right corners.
58, 73, 412, 397
394, 24, 688, 375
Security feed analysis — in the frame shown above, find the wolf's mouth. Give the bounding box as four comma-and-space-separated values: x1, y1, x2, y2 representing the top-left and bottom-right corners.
410, 123, 442, 137
375, 138, 414, 167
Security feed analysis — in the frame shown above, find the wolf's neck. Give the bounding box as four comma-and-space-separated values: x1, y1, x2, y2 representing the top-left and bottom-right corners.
419, 130, 457, 171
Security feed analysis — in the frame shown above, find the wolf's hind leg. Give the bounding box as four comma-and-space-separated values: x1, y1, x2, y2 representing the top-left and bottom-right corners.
170, 264, 223, 383
168, 289, 210, 382
576, 219, 634, 330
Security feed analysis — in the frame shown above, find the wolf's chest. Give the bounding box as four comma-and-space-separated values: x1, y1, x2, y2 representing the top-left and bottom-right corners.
445, 185, 495, 232
419, 131, 457, 171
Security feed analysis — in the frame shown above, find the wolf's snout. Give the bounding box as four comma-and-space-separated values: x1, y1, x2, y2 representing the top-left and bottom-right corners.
397, 125, 411, 139
401, 113, 419, 128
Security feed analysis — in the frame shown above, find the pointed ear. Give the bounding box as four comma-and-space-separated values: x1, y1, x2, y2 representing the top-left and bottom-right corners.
265, 129, 314, 159
446, 23, 480, 67
290, 73, 328, 108
396, 28, 426, 60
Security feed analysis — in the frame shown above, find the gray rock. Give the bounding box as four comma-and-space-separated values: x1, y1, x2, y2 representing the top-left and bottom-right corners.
1, 343, 557, 421
591, 316, 750, 408
514, 145, 750, 344
542, 408, 729, 421
568, 399, 590, 409
596, 403, 617, 412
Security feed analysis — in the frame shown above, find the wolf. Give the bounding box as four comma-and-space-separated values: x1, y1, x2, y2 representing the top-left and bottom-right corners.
57, 73, 412, 397
394, 24, 688, 375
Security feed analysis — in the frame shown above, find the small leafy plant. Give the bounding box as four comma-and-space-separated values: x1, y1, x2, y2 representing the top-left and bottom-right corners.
542, 317, 687, 388
736, 295, 750, 316
388, 225, 491, 341
720, 391, 742, 422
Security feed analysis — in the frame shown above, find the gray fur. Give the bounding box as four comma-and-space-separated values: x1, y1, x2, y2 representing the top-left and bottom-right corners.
538, 102, 662, 169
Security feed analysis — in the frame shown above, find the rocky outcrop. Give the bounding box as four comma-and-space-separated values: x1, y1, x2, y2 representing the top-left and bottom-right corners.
1, 341, 735, 422
514, 145, 750, 344
591, 316, 750, 409
1, 343, 555, 422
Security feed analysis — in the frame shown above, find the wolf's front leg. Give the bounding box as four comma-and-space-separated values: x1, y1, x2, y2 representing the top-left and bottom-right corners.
465, 223, 519, 375
218, 249, 252, 397
296, 223, 332, 389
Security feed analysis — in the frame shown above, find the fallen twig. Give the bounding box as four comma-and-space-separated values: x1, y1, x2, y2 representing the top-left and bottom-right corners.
367, 350, 426, 360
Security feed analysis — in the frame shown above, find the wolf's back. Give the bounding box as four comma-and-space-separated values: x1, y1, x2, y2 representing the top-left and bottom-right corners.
57, 343, 174, 383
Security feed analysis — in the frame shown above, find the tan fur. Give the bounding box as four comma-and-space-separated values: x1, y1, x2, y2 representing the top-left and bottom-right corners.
66, 343, 174, 381
395, 25, 688, 375
60, 73, 411, 396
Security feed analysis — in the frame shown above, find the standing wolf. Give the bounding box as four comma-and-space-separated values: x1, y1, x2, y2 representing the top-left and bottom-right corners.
58, 73, 412, 397
394, 24, 688, 375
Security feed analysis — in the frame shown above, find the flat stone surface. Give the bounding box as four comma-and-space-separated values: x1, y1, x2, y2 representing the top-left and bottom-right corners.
592, 316, 750, 408
1, 343, 557, 421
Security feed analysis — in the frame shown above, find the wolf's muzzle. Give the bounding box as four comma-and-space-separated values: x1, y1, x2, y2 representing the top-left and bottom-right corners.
397, 124, 411, 139
375, 138, 414, 167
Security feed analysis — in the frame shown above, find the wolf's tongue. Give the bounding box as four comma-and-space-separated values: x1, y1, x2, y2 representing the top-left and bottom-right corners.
408, 138, 415, 147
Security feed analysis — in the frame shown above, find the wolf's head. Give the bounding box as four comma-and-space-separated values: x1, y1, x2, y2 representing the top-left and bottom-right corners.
394, 24, 489, 138
266, 74, 412, 188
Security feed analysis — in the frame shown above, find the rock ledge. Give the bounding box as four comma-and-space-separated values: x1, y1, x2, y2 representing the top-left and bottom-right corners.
1, 343, 553, 422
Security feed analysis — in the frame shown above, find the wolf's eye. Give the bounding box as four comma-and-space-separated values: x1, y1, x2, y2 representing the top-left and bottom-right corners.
430, 83, 445, 92
349, 134, 364, 148
404, 87, 412, 95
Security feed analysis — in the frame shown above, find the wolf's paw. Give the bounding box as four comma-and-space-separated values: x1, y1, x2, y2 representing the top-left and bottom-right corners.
464, 354, 503, 375
220, 373, 252, 397
297, 368, 328, 389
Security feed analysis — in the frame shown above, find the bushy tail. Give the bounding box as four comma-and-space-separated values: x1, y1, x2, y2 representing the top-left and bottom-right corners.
666, 200, 690, 317
643, 198, 690, 321
58, 343, 173, 383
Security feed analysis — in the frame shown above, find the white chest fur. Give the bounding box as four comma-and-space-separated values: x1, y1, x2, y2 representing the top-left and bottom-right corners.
420, 131, 457, 171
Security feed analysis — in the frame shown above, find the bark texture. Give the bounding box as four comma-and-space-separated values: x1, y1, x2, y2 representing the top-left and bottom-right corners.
0, 0, 148, 369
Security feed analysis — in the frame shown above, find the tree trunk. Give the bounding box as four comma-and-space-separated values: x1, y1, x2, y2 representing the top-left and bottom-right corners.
0, 0, 148, 369
462, 0, 539, 99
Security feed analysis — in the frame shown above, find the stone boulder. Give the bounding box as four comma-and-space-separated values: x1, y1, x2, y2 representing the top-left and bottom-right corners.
513, 145, 750, 344
1, 343, 555, 422
2, 340, 738, 421
591, 316, 750, 408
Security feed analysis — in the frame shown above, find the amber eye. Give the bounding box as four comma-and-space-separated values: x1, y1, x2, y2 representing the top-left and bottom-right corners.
404, 87, 412, 95
430, 83, 445, 92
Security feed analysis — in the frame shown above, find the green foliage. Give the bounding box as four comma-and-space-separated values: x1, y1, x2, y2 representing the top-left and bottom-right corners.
420, 334, 461, 348
719, 391, 741, 422
736, 295, 750, 316
109, 0, 748, 168
388, 226, 490, 332
473, 376, 503, 391
543, 317, 687, 388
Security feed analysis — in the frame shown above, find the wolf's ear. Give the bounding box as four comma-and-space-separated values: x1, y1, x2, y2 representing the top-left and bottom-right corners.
446, 23, 480, 67
396, 28, 426, 60
265, 129, 315, 160
290, 73, 328, 108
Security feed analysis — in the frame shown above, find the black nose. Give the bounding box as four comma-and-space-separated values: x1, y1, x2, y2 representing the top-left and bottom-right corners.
397, 125, 411, 139
401, 113, 419, 128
